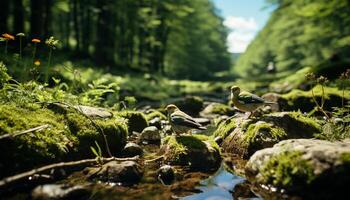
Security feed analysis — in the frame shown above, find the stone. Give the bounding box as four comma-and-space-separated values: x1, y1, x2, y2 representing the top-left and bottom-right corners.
221, 112, 321, 158
74, 105, 113, 118
157, 165, 175, 185
161, 135, 221, 171
245, 139, 350, 198
32, 184, 89, 200
121, 142, 143, 157
261, 93, 280, 112
92, 161, 143, 184
148, 117, 162, 129
193, 118, 211, 126
200, 102, 235, 118
140, 126, 161, 142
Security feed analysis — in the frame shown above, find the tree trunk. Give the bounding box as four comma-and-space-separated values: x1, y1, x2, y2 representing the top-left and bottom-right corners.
95, 0, 115, 66
0, 0, 10, 33
13, 0, 25, 34
30, 0, 45, 38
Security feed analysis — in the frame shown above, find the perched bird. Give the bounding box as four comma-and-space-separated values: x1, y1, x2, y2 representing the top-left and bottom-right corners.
230, 85, 276, 118
165, 104, 206, 135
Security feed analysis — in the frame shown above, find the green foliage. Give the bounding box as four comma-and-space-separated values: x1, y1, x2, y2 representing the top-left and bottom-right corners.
0, 62, 11, 85
235, 0, 350, 78
260, 151, 315, 188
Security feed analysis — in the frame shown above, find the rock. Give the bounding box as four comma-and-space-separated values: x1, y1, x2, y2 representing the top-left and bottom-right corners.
121, 142, 143, 157
171, 96, 204, 116
117, 111, 148, 134
200, 102, 235, 118
245, 139, 350, 198
163, 125, 173, 135
193, 117, 211, 126
74, 105, 113, 118
148, 117, 162, 129
221, 112, 321, 158
262, 93, 280, 112
91, 161, 143, 184
157, 165, 175, 185
140, 126, 161, 143
279, 85, 349, 112
161, 135, 221, 171
32, 184, 89, 200
214, 136, 223, 145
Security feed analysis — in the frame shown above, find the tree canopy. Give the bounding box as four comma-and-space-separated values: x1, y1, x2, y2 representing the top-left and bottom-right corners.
0, 0, 231, 80
234, 0, 350, 77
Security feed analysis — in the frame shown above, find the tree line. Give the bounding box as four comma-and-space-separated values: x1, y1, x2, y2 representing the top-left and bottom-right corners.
235, 0, 350, 77
0, 0, 231, 80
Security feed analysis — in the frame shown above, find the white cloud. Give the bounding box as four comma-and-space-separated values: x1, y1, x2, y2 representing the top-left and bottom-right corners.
223, 16, 259, 53
224, 16, 258, 31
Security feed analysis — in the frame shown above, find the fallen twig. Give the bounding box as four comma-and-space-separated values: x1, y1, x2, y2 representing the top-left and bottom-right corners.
0, 124, 50, 140
144, 155, 164, 164
0, 156, 139, 188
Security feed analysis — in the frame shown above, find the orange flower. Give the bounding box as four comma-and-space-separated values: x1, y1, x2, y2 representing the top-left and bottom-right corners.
34, 60, 41, 66
2, 33, 15, 40
32, 38, 41, 43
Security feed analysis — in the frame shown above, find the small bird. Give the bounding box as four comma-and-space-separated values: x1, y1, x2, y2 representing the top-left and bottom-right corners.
165, 104, 206, 135
230, 85, 276, 118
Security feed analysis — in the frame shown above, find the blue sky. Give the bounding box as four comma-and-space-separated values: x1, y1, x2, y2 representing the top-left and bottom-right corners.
212, 0, 273, 53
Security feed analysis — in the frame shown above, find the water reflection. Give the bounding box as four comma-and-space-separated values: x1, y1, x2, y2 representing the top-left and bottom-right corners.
182, 164, 259, 200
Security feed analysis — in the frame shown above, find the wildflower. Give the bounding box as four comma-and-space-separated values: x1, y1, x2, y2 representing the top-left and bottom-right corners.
305, 72, 316, 81
34, 60, 41, 66
32, 38, 41, 43
45, 36, 59, 49
317, 76, 328, 84
2, 33, 15, 40
340, 69, 350, 80
16, 33, 25, 37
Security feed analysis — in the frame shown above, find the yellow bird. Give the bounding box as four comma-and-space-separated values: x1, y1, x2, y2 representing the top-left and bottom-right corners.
165, 104, 206, 135
230, 85, 276, 118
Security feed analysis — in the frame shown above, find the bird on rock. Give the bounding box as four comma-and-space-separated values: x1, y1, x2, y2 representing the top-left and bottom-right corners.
165, 104, 206, 135
230, 85, 276, 118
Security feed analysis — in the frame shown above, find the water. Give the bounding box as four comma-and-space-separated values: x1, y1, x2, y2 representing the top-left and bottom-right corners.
183, 164, 260, 200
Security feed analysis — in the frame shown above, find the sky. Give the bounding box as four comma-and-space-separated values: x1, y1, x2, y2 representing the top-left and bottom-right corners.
212, 0, 273, 53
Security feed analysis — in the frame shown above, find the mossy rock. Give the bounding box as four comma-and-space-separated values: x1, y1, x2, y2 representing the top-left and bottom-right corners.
222, 112, 321, 158
245, 139, 350, 198
213, 117, 236, 139
161, 135, 221, 171
145, 109, 167, 121
200, 102, 235, 117
279, 85, 349, 112
117, 111, 148, 134
66, 112, 128, 157
172, 96, 204, 116
0, 104, 128, 177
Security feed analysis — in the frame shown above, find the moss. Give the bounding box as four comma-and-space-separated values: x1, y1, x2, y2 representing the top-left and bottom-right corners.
145, 109, 167, 121
162, 135, 220, 171
269, 67, 311, 93
281, 86, 349, 112
66, 112, 128, 156
287, 112, 322, 131
340, 153, 350, 165
243, 122, 287, 156
204, 103, 235, 116
213, 118, 236, 139
117, 110, 148, 134
259, 151, 315, 189
0, 104, 76, 175
0, 103, 128, 176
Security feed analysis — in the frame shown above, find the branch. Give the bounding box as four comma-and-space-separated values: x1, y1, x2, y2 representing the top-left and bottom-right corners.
0, 156, 139, 188
0, 124, 50, 140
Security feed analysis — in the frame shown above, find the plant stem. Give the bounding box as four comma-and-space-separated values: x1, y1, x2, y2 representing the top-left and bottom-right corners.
32, 43, 37, 67
4, 41, 8, 55
19, 38, 22, 60
341, 81, 344, 108
45, 48, 53, 83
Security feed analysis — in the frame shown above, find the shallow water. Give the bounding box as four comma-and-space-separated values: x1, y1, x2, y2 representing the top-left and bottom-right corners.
183, 164, 260, 200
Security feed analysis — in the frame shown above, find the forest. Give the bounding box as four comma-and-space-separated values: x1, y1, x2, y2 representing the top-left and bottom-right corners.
0, 0, 349, 199
0, 0, 230, 80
